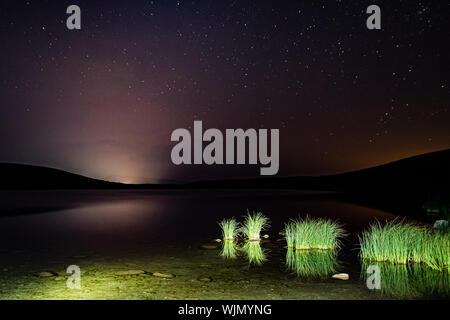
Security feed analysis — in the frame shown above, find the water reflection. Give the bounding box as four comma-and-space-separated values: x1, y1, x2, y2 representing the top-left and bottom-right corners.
286, 248, 338, 278
241, 241, 267, 265
362, 262, 450, 299
220, 240, 238, 259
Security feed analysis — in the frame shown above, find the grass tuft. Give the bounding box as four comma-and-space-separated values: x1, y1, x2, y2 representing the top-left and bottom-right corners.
359, 220, 449, 271
240, 212, 269, 241
284, 222, 296, 248
285, 216, 345, 250
218, 218, 239, 240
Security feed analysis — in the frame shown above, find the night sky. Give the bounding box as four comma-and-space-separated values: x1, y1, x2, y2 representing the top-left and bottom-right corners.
0, 1, 449, 183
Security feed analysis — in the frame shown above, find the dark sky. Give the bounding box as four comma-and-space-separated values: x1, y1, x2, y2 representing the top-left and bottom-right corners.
0, 0, 449, 183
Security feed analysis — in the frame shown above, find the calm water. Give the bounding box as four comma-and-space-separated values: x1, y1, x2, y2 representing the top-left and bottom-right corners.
0, 190, 448, 300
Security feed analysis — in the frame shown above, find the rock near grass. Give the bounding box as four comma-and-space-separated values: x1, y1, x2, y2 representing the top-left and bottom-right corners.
152, 272, 175, 278
115, 270, 147, 276
200, 244, 219, 250
433, 220, 449, 230
35, 271, 57, 278
332, 273, 349, 280
198, 277, 213, 282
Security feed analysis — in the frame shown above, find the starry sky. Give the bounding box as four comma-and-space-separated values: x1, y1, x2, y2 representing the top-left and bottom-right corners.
0, 0, 449, 183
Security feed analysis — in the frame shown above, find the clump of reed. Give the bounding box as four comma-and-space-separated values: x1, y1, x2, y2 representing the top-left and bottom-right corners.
240, 212, 269, 241
284, 222, 296, 248
218, 218, 239, 240
284, 216, 345, 250
359, 220, 449, 271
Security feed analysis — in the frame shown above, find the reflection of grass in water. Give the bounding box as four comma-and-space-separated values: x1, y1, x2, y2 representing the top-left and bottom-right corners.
286, 248, 296, 271
240, 212, 269, 241
412, 264, 450, 297
285, 216, 345, 250
286, 248, 338, 278
359, 220, 449, 270
362, 262, 450, 299
218, 218, 239, 240
220, 240, 238, 259
241, 241, 267, 265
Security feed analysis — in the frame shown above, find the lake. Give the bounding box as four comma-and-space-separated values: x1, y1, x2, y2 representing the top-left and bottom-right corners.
0, 190, 448, 299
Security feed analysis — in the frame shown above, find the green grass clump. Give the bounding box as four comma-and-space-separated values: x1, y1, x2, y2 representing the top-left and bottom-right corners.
291, 216, 345, 250
359, 220, 449, 271
240, 212, 269, 241
417, 232, 450, 270
219, 218, 239, 240
284, 222, 296, 248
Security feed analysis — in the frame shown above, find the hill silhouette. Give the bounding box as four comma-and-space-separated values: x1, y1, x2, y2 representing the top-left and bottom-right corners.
184, 149, 450, 193
0, 163, 124, 189
1, 150, 449, 218
1, 149, 449, 192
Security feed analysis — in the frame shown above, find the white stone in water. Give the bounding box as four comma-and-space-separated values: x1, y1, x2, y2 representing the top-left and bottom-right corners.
332, 273, 349, 280
433, 220, 449, 230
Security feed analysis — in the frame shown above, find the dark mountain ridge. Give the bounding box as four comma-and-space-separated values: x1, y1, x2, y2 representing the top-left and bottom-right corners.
1, 149, 449, 192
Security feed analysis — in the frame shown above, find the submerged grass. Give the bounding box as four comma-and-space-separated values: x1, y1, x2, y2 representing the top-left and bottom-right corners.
240, 212, 269, 241
359, 220, 449, 271
285, 216, 345, 250
219, 218, 239, 240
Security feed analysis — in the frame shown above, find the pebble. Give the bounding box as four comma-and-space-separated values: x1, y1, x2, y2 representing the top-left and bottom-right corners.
200, 244, 219, 250
36, 271, 57, 278
152, 272, 175, 278
332, 273, 349, 280
198, 277, 212, 282
115, 270, 147, 276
